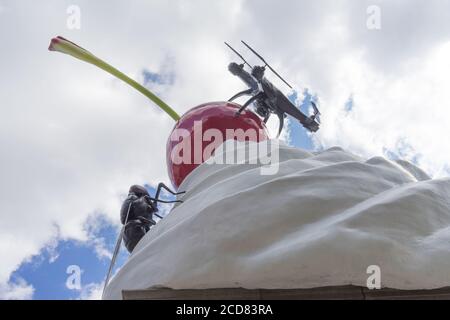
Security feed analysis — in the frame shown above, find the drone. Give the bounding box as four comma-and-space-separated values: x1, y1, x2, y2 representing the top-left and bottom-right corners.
225, 41, 321, 137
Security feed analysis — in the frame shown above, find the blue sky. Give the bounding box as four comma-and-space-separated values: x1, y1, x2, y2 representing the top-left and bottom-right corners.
287, 90, 317, 150
11, 237, 114, 299
10, 205, 124, 299
9, 183, 175, 299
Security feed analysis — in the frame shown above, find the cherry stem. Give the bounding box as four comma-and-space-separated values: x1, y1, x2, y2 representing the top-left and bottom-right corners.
49, 36, 180, 121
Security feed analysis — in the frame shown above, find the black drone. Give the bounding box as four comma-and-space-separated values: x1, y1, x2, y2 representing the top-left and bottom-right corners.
225, 41, 320, 137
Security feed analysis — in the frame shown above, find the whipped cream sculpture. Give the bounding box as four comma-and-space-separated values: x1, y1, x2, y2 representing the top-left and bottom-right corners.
103, 142, 450, 299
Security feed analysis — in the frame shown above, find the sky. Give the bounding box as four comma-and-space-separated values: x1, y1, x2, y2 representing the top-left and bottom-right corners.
0, 0, 449, 299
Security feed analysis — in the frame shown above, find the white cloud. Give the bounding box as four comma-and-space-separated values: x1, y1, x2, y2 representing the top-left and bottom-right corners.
0, 278, 34, 300
79, 281, 103, 300
1, 0, 450, 298
82, 214, 115, 260
44, 236, 60, 263
314, 34, 450, 177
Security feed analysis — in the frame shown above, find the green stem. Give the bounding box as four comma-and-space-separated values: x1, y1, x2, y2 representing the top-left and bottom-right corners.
50, 37, 180, 121
93, 58, 180, 121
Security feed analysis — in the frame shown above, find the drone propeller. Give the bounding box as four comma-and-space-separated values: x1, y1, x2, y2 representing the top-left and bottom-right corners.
241, 40, 293, 89
224, 42, 252, 69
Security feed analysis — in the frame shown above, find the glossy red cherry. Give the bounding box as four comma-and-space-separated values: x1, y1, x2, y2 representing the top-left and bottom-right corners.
166, 101, 269, 188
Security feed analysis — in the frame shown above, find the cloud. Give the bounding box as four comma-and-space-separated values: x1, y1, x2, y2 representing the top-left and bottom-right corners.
79, 281, 103, 300
82, 214, 115, 260
0, 278, 34, 300
314, 40, 450, 177
1, 0, 450, 298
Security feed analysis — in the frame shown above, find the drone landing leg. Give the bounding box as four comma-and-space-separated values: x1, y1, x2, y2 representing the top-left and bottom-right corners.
228, 88, 253, 102
235, 93, 263, 117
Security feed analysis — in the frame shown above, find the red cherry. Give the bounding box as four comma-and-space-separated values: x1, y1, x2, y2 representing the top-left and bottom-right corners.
166, 101, 269, 188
